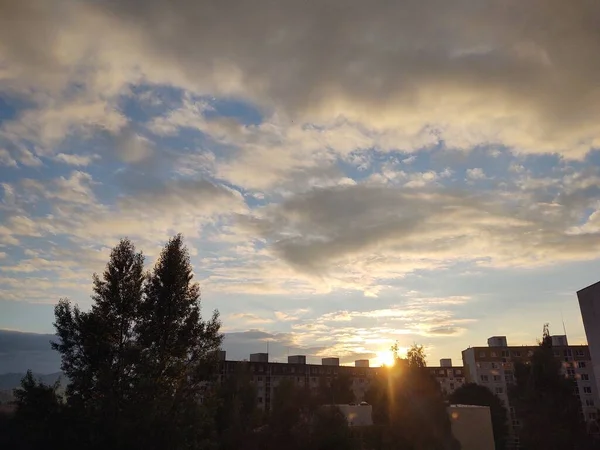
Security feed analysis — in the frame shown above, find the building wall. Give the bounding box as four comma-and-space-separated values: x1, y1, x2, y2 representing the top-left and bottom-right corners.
578, 281, 600, 397
427, 366, 466, 396
448, 405, 495, 450
219, 361, 381, 411
218, 360, 464, 411
335, 404, 373, 426
461, 340, 600, 449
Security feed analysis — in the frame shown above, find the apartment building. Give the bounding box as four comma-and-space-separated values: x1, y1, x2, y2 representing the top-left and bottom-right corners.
218, 354, 381, 411
578, 281, 600, 396
427, 359, 467, 397
217, 353, 464, 411
462, 335, 600, 449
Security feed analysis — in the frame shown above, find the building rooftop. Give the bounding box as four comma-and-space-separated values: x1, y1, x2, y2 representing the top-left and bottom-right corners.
577, 279, 600, 294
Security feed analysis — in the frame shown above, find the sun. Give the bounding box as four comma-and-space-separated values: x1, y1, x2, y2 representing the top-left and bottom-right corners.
375, 350, 396, 367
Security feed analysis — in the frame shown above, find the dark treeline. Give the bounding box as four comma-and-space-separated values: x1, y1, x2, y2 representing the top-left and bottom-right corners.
0, 236, 598, 449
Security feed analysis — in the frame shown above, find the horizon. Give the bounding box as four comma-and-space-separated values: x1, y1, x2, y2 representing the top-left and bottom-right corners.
2, 0, 600, 372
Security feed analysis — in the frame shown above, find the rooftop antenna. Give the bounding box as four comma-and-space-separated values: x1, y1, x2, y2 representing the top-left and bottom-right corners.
266, 339, 269, 355
561, 310, 568, 338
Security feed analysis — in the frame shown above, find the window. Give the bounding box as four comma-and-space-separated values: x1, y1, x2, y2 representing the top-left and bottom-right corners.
512, 351, 521, 357
553, 350, 560, 357
564, 349, 572, 357
438, 369, 445, 375
481, 375, 489, 382
589, 412, 598, 421
493, 375, 501, 382
491, 363, 498, 369
479, 351, 486, 358
576, 349, 585, 357
257, 376, 263, 382
258, 397, 263, 404
455, 369, 462, 375
584, 387, 592, 394
495, 387, 504, 394
586, 399, 595, 407
578, 361, 587, 369
567, 368, 575, 377
450, 383, 455, 390
490, 352, 497, 357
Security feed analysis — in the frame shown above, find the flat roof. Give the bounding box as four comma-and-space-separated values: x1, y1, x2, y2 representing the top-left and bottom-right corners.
577, 280, 600, 295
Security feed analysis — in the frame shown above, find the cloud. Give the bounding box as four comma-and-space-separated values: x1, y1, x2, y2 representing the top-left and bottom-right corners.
54, 153, 97, 166
466, 168, 487, 180
2, 0, 600, 162
233, 179, 600, 292
0, 149, 17, 167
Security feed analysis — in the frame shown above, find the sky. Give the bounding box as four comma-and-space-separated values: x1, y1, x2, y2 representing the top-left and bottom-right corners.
2, 0, 600, 372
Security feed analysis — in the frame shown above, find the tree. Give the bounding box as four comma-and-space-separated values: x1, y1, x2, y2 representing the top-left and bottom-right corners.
52, 238, 145, 448
365, 345, 459, 450
266, 378, 315, 450
310, 406, 356, 450
449, 383, 508, 450
8, 371, 65, 449
134, 234, 223, 450
509, 324, 589, 450
317, 372, 355, 405
213, 363, 262, 450
406, 344, 427, 368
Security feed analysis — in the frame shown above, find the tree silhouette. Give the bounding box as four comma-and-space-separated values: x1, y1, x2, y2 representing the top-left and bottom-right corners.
509, 324, 589, 450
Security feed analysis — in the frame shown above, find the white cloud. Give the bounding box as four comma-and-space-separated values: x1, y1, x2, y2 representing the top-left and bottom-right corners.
0, 149, 17, 167
466, 168, 487, 180
54, 153, 97, 166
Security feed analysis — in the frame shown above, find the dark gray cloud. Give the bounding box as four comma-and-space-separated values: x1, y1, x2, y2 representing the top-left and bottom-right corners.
238, 181, 600, 278
2, 0, 600, 155
0, 329, 373, 373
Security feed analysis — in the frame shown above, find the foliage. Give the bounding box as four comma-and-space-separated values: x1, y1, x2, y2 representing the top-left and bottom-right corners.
212, 363, 262, 450
310, 405, 357, 450
449, 383, 508, 450
509, 325, 589, 450
317, 372, 355, 404
6, 370, 67, 449
260, 378, 355, 450
49, 235, 222, 450
406, 344, 427, 368
134, 234, 223, 450
365, 345, 460, 450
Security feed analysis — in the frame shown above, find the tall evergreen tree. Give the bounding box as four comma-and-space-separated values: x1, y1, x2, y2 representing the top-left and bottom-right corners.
509, 324, 589, 450
135, 234, 223, 449
52, 239, 145, 448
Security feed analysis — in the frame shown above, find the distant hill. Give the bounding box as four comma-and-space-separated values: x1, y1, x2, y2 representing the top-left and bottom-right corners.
0, 329, 61, 373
